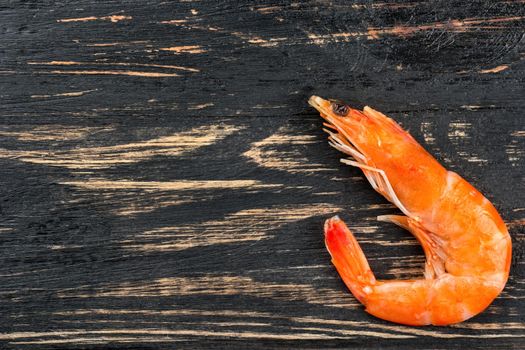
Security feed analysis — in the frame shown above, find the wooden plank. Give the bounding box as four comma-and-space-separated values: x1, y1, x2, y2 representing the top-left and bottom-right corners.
0, 0, 524, 348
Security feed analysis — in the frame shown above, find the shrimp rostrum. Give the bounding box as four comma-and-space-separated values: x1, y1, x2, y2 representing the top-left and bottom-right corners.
309, 96, 511, 326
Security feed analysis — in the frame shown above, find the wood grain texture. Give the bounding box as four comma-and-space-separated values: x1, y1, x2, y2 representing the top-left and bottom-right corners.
0, 0, 524, 348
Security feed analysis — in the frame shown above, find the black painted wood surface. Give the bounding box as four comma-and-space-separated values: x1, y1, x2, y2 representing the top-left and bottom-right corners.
1, 1, 524, 348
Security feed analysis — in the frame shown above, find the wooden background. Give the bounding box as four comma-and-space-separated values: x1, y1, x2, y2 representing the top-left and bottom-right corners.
1, 1, 524, 348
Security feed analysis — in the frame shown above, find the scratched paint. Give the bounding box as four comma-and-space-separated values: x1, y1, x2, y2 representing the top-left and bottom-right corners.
506, 131, 525, 166
0, 124, 243, 170
44, 70, 180, 77
420, 122, 436, 145
121, 203, 339, 250
48, 309, 525, 339
85, 40, 150, 47
243, 125, 333, 173
188, 102, 214, 110
461, 105, 496, 111
2, 1, 524, 347
368, 16, 525, 38
55, 274, 356, 309
5, 327, 414, 345
30, 89, 97, 98
60, 179, 282, 217
59, 179, 275, 191
0, 125, 108, 141
159, 19, 188, 24
160, 45, 206, 54
479, 65, 509, 74
6, 314, 521, 346
447, 122, 488, 164
307, 32, 365, 45
448, 122, 471, 140
159, 20, 288, 48
231, 32, 286, 47
28, 60, 199, 73
57, 15, 132, 23
252, 6, 282, 14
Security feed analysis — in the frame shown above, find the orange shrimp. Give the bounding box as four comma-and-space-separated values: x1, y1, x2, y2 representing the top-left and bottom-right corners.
308, 95, 511, 326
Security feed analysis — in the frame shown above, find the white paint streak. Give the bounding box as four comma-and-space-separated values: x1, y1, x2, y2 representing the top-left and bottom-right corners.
506, 132, 524, 166
231, 32, 287, 47
188, 102, 214, 110
368, 17, 525, 39
448, 122, 471, 139
5, 328, 408, 344
45, 70, 180, 77
31, 89, 97, 99
85, 41, 150, 47
28, 60, 199, 73
420, 122, 435, 144
157, 22, 286, 49
448, 122, 488, 164
243, 125, 332, 173
60, 179, 276, 191
479, 65, 509, 74
460, 105, 496, 111
254, 6, 282, 14
56, 273, 353, 309
160, 45, 206, 54
159, 19, 188, 24
58, 178, 283, 217
0, 125, 110, 141
122, 203, 339, 251
43, 309, 525, 342
57, 15, 132, 23
0, 124, 242, 169
307, 32, 364, 45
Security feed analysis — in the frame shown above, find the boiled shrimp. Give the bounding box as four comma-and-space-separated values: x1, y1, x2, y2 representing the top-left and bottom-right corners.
308, 95, 511, 326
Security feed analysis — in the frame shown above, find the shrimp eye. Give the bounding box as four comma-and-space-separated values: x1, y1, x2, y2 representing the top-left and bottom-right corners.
331, 102, 349, 116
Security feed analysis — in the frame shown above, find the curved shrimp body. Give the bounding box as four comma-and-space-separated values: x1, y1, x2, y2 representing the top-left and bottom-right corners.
309, 96, 511, 326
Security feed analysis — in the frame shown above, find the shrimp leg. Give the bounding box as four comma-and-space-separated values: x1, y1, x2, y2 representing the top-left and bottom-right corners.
340, 159, 411, 217
378, 215, 446, 279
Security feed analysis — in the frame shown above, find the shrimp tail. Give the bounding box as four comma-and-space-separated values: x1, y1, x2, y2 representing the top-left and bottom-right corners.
324, 215, 376, 304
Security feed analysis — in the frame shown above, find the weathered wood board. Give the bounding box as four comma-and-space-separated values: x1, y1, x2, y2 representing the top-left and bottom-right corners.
1, 0, 524, 348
